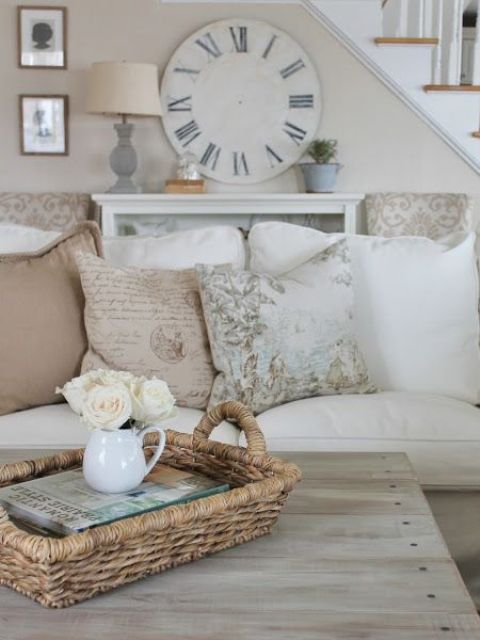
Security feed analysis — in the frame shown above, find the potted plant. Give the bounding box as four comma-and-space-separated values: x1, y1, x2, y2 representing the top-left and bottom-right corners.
299, 139, 340, 193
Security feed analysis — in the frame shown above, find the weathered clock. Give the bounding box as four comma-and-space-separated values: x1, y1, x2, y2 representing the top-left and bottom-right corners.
160, 19, 321, 184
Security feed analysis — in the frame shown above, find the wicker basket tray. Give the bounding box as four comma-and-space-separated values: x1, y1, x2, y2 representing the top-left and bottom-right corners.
0, 401, 301, 608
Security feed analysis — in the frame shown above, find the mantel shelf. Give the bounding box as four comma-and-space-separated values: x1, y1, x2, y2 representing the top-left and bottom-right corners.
92, 192, 366, 236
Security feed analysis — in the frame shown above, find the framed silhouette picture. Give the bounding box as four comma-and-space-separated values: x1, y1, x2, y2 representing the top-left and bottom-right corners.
17, 6, 67, 69
19, 95, 68, 155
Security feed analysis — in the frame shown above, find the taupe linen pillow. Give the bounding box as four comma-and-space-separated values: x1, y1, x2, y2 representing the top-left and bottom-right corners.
77, 253, 215, 410
0, 222, 103, 415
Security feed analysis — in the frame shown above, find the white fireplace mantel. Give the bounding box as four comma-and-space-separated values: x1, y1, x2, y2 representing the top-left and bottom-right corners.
92, 193, 366, 236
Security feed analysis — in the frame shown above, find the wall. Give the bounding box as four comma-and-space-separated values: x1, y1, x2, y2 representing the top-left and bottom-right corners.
0, 0, 479, 210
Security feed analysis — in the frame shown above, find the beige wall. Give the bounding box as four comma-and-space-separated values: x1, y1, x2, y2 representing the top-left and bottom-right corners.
1, 0, 479, 211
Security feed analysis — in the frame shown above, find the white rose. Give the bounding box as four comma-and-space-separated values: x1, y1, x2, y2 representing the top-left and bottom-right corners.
57, 370, 145, 416
98, 370, 143, 387
82, 384, 132, 431
131, 378, 176, 424
56, 371, 100, 415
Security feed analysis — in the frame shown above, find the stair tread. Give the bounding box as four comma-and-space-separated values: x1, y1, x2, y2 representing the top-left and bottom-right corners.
424, 84, 480, 92
375, 37, 439, 45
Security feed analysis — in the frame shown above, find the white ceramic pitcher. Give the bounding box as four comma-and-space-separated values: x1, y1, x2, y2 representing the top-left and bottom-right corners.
83, 425, 166, 494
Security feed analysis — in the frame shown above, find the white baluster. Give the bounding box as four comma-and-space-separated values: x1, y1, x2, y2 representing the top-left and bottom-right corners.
444, 0, 464, 84
384, 0, 409, 38
432, 0, 444, 83
423, 0, 434, 38
407, 0, 424, 37
471, 0, 480, 84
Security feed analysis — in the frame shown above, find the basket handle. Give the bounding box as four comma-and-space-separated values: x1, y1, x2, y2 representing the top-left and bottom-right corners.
193, 401, 267, 456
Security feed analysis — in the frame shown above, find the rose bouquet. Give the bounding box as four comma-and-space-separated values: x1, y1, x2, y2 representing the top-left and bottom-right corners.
57, 369, 177, 431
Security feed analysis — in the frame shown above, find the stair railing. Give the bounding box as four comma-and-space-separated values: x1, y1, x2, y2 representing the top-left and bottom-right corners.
382, 0, 466, 85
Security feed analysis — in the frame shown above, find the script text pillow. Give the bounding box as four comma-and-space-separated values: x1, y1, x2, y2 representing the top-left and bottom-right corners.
0, 222, 103, 416
77, 253, 215, 409
196, 239, 374, 414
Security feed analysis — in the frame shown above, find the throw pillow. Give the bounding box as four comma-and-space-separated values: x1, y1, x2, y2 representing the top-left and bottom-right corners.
196, 239, 374, 415
249, 221, 480, 405
103, 225, 247, 270
0, 224, 61, 253
0, 222, 103, 416
77, 253, 215, 410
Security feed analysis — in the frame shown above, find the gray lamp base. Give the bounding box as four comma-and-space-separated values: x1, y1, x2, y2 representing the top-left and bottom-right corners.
107, 122, 142, 194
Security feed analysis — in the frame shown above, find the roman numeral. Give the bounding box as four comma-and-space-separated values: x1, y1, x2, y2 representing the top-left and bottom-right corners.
233, 152, 249, 176
167, 96, 192, 112
174, 120, 201, 147
195, 33, 222, 60
289, 94, 314, 109
266, 145, 283, 168
263, 35, 278, 59
280, 58, 306, 79
173, 62, 200, 82
230, 26, 247, 53
200, 143, 221, 170
284, 121, 307, 146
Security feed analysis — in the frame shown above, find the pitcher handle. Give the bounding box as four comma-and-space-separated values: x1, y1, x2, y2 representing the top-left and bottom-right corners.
136, 425, 166, 476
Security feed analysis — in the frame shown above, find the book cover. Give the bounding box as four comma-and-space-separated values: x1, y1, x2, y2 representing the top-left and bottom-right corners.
0, 464, 229, 536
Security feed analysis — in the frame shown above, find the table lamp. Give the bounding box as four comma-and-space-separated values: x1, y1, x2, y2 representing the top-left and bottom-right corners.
86, 61, 162, 194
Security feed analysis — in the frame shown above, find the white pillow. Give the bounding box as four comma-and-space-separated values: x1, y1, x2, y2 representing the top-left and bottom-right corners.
0, 224, 61, 253
103, 225, 247, 270
249, 222, 480, 404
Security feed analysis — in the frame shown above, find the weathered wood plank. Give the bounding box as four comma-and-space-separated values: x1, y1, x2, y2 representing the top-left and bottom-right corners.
25, 556, 468, 615
0, 449, 63, 464
277, 451, 417, 481
0, 608, 478, 640
226, 513, 450, 560
285, 479, 430, 515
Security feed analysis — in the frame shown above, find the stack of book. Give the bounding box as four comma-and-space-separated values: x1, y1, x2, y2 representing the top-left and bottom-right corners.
0, 464, 229, 536
164, 179, 206, 194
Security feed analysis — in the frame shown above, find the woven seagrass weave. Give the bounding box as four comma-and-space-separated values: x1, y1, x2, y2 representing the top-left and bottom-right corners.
0, 401, 301, 608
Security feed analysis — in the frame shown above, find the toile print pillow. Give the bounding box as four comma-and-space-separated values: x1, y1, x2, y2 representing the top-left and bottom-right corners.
76, 252, 215, 410
196, 239, 375, 415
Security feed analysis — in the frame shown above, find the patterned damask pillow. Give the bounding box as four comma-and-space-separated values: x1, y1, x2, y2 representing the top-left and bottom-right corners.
196, 239, 374, 414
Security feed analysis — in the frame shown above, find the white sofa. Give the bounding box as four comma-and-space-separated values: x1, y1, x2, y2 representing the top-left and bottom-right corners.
1, 221, 480, 489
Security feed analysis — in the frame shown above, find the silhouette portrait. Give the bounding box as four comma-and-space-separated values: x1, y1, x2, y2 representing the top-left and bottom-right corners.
31, 21, 53, 50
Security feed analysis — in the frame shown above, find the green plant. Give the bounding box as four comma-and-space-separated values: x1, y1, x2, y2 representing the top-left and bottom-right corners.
307, 139, 338, 164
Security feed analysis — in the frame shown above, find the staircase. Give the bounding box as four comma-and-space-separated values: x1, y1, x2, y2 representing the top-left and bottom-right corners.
303, 0, 480, 173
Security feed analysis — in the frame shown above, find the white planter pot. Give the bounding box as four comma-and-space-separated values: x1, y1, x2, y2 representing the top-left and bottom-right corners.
83, 425, 166, 494
300, 163, 340, 193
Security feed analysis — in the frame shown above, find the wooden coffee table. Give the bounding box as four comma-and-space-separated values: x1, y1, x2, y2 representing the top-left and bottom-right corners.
0, 450, 479, 639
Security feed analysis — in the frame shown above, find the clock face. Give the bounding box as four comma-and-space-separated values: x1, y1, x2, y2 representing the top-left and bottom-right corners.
160, 19, 321, 184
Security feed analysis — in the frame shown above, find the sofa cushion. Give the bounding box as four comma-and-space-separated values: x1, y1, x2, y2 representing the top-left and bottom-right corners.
103, 226, 247, 270
256, 391, 480, 486
78, 253, 216, 410
0, 224, 61, 253
196, 240, 373, 414
249, 222, 480, 405
0, 222, 103, 416
0, 404, 239, 449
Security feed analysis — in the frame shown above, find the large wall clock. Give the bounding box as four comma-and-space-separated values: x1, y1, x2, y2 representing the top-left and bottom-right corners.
160, 19, 321, 184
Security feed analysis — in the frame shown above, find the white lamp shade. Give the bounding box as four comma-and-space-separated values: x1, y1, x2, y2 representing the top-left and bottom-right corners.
86, 61, 162, 117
